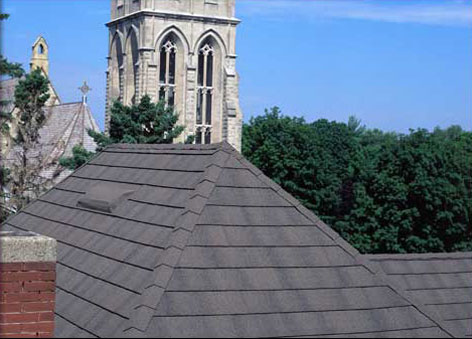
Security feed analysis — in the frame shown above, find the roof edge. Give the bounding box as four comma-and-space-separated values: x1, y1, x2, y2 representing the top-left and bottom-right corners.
224, 146, 460, 339
105, 141, 228, 152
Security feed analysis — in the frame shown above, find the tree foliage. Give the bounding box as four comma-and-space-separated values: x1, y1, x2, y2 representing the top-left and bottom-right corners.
8, 68, 50, 211
0, 56, 25, 79
60, 95, 184, 170
59, 145, 96, 170
0, 14, 25, 135
0, 11, 28, 218
243, 107, 472, 254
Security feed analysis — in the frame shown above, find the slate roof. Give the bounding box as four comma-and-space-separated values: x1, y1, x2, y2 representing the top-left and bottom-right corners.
0, 78, 19, 113
364, 252, 472, 338
0, 76, 61, 109
1, 142, 462, 338
5, 102, 99, 183
38, 102, 99, 179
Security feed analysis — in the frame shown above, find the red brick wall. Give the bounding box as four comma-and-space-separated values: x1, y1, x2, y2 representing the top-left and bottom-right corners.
0, 262, 55, 338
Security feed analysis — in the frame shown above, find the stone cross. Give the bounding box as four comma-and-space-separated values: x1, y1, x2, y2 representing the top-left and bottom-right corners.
79, 81, 91, 104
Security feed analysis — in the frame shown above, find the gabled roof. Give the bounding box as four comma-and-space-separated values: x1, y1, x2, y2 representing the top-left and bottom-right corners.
364, 252, 472, 338
6, 102, 99, 182
0, 78, 19, 113
1, 142, 459, 338
32, 35, 49, 49
0, 75, 61, 107
40, 102, 99, 160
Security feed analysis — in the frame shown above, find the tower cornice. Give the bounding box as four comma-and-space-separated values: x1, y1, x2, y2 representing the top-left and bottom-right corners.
106, 9, 241, 27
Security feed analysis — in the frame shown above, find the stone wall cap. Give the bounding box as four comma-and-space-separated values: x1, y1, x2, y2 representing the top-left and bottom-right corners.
0, 231, 56, 263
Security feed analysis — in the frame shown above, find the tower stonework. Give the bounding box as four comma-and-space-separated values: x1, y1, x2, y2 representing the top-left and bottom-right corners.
105, 0, 243, 150
30, 36, 50, 77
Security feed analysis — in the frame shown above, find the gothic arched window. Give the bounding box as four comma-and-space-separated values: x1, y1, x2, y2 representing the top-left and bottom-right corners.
159, 39, 177, 107
39, 44, 44, 54
195, 42, 214, 144
195, 126, 211, 146
110, 35, 124, 102
125, 31, 139, 105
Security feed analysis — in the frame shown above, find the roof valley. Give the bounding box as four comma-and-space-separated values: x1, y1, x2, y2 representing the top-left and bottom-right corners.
122, 148, 231, 337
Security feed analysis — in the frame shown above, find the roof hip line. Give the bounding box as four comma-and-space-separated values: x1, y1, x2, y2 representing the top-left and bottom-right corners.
225, 144, 460, 339
122, 148, 231, 337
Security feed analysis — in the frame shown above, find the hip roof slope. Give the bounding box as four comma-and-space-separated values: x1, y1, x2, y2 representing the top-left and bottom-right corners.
1, 142, 459, 338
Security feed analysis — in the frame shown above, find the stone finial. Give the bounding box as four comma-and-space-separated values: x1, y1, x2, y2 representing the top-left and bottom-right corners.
79, 81, 92, 104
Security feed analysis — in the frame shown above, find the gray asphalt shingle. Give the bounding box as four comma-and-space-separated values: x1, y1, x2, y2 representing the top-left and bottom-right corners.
1, 142, 463, 338
365, 252, 472, 338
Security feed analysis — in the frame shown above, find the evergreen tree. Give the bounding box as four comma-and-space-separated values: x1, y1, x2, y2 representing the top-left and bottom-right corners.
8, 68, 50, 211
60, 95, 185, 170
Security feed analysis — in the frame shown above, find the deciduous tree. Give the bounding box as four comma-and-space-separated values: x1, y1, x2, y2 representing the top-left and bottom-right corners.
243, 107, 472, 254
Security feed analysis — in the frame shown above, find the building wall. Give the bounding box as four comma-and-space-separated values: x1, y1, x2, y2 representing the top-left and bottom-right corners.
105, 0, 242, 150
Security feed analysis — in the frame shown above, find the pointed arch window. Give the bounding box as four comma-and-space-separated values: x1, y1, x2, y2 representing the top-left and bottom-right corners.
110, 35, 124, 103
195, 126, 211, 146
195, 42, 214, 144
125, 31, 139, 105
159, 39, 177, 107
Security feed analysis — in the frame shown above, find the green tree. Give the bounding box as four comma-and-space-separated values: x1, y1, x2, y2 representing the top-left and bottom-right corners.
59, 145, 96, 170
60, 95, 185, 170
243, 108, 359, 225
0, 12, 26, 218
243, 108, 472, 254
8, 68, 50, 210
0, 14, 25, 133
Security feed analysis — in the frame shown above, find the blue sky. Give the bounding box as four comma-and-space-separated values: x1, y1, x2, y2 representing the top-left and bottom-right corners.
2, 0, 471, 132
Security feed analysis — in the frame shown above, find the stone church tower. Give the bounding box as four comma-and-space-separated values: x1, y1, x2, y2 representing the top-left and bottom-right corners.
105, 0, 243, 150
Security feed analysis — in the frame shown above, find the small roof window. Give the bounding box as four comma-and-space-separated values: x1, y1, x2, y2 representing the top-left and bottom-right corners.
78, 183, 135, 213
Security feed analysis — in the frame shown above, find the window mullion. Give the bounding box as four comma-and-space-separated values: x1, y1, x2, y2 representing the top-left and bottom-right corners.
203, 53, 208, 90
165, 50, 171, 86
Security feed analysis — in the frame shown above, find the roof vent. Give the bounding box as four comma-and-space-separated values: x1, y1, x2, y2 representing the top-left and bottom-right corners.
78, 183, 135, 213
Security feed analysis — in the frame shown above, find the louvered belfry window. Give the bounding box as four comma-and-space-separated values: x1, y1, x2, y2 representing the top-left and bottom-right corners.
195, 43, 214, 144
159, 39, 177, 107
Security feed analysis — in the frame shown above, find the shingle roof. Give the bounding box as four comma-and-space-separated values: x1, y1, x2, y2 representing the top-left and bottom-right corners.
5, 102, 99, 183
1, 142, 461, 338
364, 252, 472, 338
0, 78, 19, 113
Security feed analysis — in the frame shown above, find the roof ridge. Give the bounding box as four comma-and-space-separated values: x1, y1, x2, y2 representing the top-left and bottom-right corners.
122, 149, 231, 337
41, 101, 83, 167
50, 101, 83, 107
83, 103, 100, 135
105, 142, 226, 152
228, 150, 459, 338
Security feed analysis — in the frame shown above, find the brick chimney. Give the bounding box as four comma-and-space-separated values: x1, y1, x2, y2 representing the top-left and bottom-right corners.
0, 231, 57, 338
